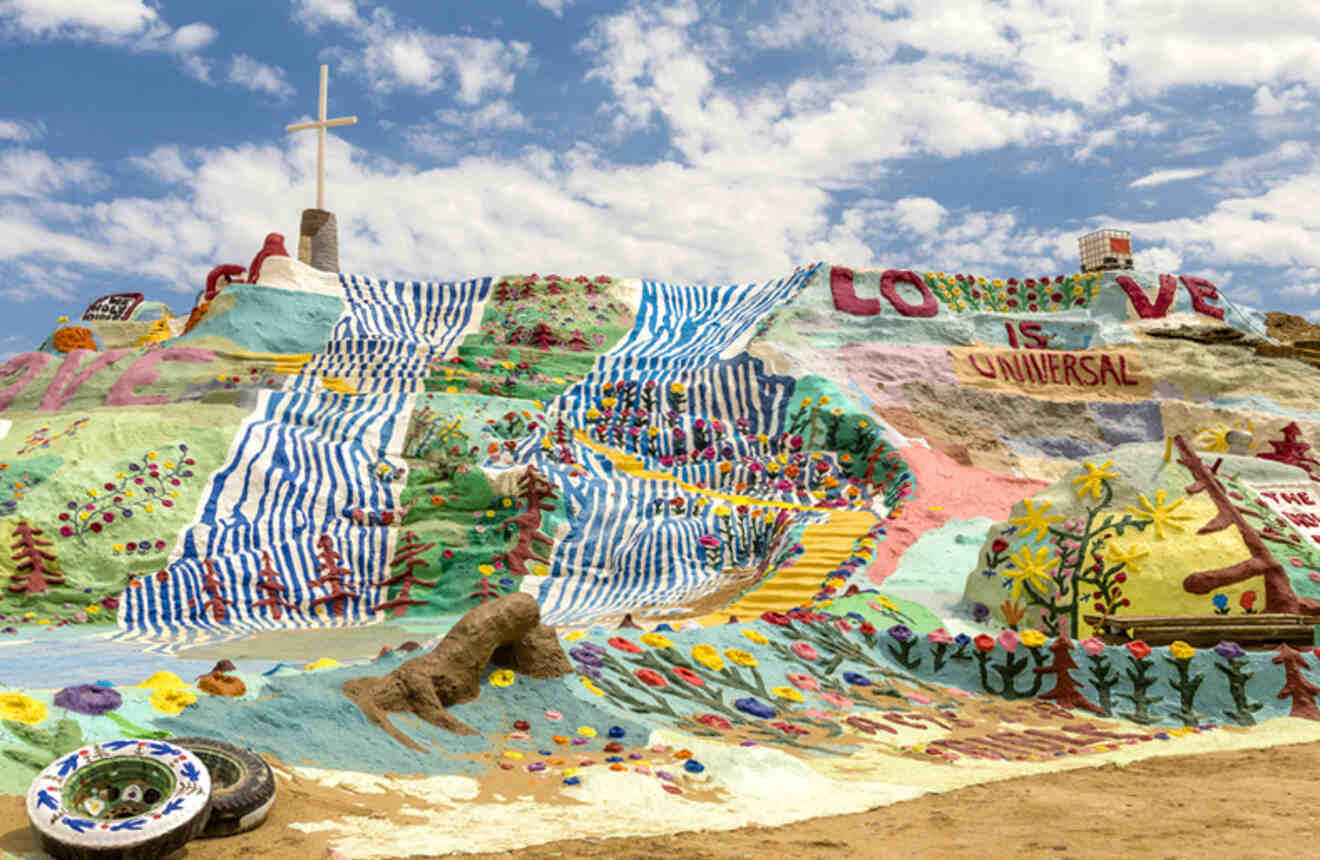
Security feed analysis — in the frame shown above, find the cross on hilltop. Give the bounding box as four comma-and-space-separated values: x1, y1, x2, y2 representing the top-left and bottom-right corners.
285, 64, 357, 211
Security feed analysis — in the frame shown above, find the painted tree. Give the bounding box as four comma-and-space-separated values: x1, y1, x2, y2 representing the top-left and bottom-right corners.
491, 465, 558, 576
1175, 435, 1320, 615
251, 550, 296, 619
199, 558, 234, 622
1033, 635, 1102, 714
467, 576, 501, 604
1274, 644, 1320, 720
8, 520, 62, 596
308, 534, 359, 617
1256, 421, 1320, 480
372, 531, 437, 617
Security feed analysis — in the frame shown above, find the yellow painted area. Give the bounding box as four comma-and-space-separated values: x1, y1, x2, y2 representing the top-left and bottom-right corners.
574, 431, 880, 623
321, 376, 359, 395
233, 350, 314, 375
134, 317, 174, 347
703, 508, 878, 623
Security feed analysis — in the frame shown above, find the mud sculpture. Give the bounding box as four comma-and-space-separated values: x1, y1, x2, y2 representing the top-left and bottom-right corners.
342, 592, 573, 750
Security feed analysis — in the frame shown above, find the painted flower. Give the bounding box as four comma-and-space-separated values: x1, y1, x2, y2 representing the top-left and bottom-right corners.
724, 648, 758, 667
640, 632, 674, 649
569, 646, 604, 667
741, 628, 769, 645
997, 629, 1020, 653
887, 624, 915, 643
581, 676, 605, 696
489, 669, 516, 687
786, 672, 819, 692
789, 641, 819, 661
1018, 629, 1047, 649
149, 687, 197, 715
608, 637, 642, 654
635, 669, 668, 688
1212, 593, 1229, 610
1001, 545, 1060, 601
1079, 637, 1106, 656
53, 684, 122, 716
973, 633, 995, 653
771, 686, 805, 703
1106, 541, 1149, 574
760, 611, 792, 627
697, 534, 721, 549
1125, 640, 1152, 660
819, 692, 854, 708
842, 671, 872, 686
1125, 489, 1194, 540
1010, 499, 1065, 542
1169, 640, 1196, 660
695, 713, 732, 730
1240, 590, 1258, 611
671, 667, 704, 686
0, 692, 48, 725
734, 697, 776, 719
1214, 641, 1246, 660
1072, 460, 1118, 499
691, 644, 725, 671
971, 602, 990, 623
927, 628, 954, 645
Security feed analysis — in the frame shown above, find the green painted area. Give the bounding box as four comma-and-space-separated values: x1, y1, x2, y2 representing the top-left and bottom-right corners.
174, 284, 345, 354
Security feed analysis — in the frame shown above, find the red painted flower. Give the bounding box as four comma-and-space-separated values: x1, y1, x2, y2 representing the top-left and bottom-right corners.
1126, 640, 1152, 660
671, 667, 704, 687
973, 633, 995, 653
761, 610, 792, 626
991, 537, 1009, 553
608, 636, 642, 653
1240, 590, 1258, 611
859, 622, 877, 635
771, 721, 810, 736
695, 713, 731, 730
635, 668, 668, 687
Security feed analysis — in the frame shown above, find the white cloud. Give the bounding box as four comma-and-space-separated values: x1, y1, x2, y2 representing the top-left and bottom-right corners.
0, 148, 102, 197
1253, 85, 1312, 116
891, 197, 947, 236
1133, 246, 1183, 273
1129, 167, 1210, 188
0, 118, 40, 142
291, 0, 361, 30
228, 55, 294, 98
1074, 113, 1167, 163
295, 5, 531, 103
127, 145, 194, 184
531, 0, 567, 16
0, 0, 160, 40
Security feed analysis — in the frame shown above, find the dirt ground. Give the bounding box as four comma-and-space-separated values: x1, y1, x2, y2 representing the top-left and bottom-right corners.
5, 739, 1320, 860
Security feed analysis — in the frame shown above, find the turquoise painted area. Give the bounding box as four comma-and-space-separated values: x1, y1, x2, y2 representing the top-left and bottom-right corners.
885, 518, 998, 591
174, 284, 345, 353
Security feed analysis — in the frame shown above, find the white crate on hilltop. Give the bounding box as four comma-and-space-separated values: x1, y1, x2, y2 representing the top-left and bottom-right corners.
1079, 229, 1134, 273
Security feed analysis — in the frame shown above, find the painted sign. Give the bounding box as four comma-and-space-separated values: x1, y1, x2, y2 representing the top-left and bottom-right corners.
950, 347, 1152, 399
1246, 482, 1320, 546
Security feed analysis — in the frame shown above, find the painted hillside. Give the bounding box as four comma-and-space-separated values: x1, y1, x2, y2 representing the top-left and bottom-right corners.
9, 239, 1320, 856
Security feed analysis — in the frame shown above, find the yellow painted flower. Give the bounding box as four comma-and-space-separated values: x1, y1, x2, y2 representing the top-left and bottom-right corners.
445, 386, 458, 394
531, 563, 549, 576
669, 382, 686, 395
800, 397, 812, 408
818, 396, 830, 405
871, 594, 898, 611
601, 397, 617, 408
1170, 640, 1196, 660
1105, 541, 1149, 573
1019, 629, 1047, 648
770, 686, 805, 703
489, 669, 516, 687
85, 605, 101, 615
1072, 460, 1118, 500
742, 628, 769, 645
723, 648, 757, 667
564, 630, 588, 642
113, 544, 125, 552
1002, 545, 1059, 600
1010, 499, 1064, 542
86, 488, 97, 498
146, 451, 157, 460
1125, 489, 1194, 540
150, 688, 197, 715
502, 497, 513, 507
647, 427, 660, 437
577, 725, 597, 737
143, 504, 154, 513
640, 632, 674, 649
581, 676, 605, 696
691, 644, 724, 671
304, 657, 341, 670
0, 692, 48, 725
478, 564, 495, 576
586, 408, 601, 420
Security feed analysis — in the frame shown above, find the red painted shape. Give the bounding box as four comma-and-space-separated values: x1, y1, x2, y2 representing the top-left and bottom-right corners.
247, 233, 291, 284
1180, 275, 1226, 320
105, 347, 218, 407
1018, 321, 1049, 349
1003, 321, 1019, 348
204, 264, 246, 301
38, 349, 133, 413
879, 270, 939, 317
1109, 237, 1131, 254
1115, 274, 1177, 318
0, 352, 54, 412
829, 266, 881, 315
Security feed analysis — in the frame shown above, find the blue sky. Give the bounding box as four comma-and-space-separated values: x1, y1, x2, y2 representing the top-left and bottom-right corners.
1, 0, 1318, 358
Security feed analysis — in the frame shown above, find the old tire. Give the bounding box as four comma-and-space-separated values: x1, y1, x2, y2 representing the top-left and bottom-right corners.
26, 738, 212, 860
170, 736, 275, 837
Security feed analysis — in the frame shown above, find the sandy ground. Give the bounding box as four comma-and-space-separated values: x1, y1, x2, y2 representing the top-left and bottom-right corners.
5, 739, 1320, 860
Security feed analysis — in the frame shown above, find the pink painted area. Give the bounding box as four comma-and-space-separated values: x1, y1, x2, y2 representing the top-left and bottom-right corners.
867, 444, 1048, 585
839, 343, 956, 385
0, 352, 54, 412
105, 346, 218, 407
38, 349, 133, 412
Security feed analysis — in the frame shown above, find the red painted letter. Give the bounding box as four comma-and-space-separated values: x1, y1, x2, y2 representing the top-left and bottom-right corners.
830, 266, 881, 315
880, 270, 939, 317
1116, 274, 1177, 319
1179, 275, 1225, 320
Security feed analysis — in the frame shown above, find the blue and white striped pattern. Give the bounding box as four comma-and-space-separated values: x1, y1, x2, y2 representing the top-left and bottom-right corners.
116, 388, 410, 644
292, 275, 489, 393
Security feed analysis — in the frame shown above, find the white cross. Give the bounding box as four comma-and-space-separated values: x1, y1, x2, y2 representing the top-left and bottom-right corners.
285, 64, 357, 211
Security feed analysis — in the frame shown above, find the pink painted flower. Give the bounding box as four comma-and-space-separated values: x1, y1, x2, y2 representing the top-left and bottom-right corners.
834, 619, 853, 634
997, 629, 1019, 653
790, 641, 819, 661
926, 628, 953, 645
786, 672, 819, 692
819, 692, 853, 708
1079, 637, 1106, 656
